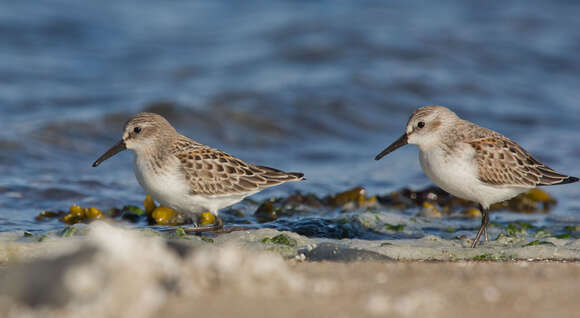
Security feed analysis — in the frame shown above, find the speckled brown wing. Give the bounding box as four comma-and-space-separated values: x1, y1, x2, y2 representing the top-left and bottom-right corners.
469, 137, 577, 187
174, 146, 304, 196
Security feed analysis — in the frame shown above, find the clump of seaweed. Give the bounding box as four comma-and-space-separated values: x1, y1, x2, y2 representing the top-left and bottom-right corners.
377, 186, 556, 217
36, 195, 192, 226
490, 189, 556, 213
35, 185, 559, 237
255, 186, 378, 222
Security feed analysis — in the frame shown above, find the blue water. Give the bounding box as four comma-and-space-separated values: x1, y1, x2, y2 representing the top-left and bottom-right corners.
0, 0, 579, 235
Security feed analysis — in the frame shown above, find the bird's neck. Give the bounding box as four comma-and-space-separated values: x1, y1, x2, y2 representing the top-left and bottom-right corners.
133, 141, 173, 172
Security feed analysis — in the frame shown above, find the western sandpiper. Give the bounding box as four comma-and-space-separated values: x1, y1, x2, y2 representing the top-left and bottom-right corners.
93, 112, 304, 227
375, 106, 578, 247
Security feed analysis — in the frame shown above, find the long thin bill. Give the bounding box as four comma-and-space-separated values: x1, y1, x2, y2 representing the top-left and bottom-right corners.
92, 140, 127, 167
375, 134, 408, 160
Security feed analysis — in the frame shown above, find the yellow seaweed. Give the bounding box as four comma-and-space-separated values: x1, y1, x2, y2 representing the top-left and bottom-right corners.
85, 207, 104, 219
200, 212, 216, 225
144, 194, 157, 215
152, 206, 180, 225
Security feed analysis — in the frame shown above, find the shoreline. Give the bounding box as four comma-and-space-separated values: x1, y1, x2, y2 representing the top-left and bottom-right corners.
1, 222, 580, 317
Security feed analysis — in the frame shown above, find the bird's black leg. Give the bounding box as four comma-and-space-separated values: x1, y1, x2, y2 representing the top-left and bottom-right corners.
214, 216, 224, 230
481, 204, 489, 242
471, 206, 490, 248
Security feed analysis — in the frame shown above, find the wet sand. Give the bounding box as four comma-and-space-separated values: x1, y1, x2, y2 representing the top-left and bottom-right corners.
1, 223, 579, 318
163, 261, 580, 318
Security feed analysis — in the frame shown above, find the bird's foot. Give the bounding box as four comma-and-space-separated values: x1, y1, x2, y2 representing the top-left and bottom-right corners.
182, 213, 223, 234
200, 212, 223, 229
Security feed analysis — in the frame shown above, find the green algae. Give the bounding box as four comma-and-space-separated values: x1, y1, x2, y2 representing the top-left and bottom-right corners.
504, 222, 536, 237
262, 234, 297, 247
123, 205, 145, 215
384, 223, 406, 232
60, 226, 77, 238
488, 221, 501, 228
175, 227, 186, 238
553, 233, 572, 239
525, 240, 555, 247
472, 254, 509, 261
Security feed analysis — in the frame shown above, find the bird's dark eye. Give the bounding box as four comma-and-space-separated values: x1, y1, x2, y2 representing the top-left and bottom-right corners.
133, 127, 142, 133
417, 121, 425, 129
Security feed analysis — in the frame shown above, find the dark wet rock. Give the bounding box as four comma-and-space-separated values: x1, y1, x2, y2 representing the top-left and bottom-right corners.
301, 243, 393, 262
219, 208, 248, 225
391, 186, 473, 212
283, 193, 324, 208
106, 208, 123, 218
321, 186, 378, 210
35, 210, 67, 222
325, 186, 366, 207
255, 197, 307, 223
120, 212, 142, 223
255, 200, 280, 222
271, 217, 372, 240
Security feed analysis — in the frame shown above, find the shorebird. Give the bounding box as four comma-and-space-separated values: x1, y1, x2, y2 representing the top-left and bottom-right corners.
375, 106, 578, 247
93, 112, 304, 227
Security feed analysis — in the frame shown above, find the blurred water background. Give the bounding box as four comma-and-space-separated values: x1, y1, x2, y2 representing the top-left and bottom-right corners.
0, 0, 579, 237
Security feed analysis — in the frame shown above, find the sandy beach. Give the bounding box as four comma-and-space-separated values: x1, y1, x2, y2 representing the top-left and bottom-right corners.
1, 223, 580, 318
163, 261, 580, 318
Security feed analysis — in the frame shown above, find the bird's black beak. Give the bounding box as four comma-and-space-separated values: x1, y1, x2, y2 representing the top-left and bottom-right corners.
92, 140, 127, 167
375, 134, 408, 160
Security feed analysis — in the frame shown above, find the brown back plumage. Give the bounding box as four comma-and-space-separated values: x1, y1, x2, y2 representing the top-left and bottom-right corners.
469, 136, 578, 187
171, 138, 303, 196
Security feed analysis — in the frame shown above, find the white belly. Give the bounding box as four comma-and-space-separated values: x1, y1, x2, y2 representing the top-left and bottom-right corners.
133, 154, 249, 216
418, 144, 528, 208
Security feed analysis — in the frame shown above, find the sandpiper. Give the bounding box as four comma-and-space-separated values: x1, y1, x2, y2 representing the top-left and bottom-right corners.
93, 112, 304, 227
375, 106, 578, 248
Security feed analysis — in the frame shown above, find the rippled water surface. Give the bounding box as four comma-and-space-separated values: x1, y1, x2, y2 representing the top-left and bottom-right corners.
1, 0, 579, 239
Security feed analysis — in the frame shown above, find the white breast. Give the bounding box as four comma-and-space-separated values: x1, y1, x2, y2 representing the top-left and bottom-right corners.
133, 154, 201, 214
418, 143, 528, 208
132, 153, 251, 216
